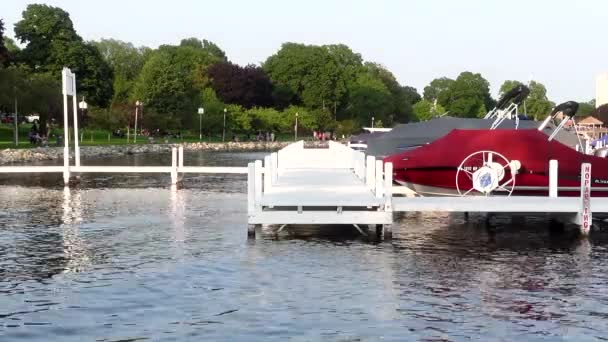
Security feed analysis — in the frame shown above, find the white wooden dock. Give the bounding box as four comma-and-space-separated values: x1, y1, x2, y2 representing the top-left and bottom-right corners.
247, 141, 394, 238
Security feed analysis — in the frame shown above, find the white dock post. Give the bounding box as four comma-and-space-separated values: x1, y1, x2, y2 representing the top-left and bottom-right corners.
271, 152, 278, 184
375, 160, 383, 198
178, 146, 184, 168
549, 160, 558, 198
61, 68, 71, 185
247, 162, 256, 237
178, 145, 184, 182
383, 162, 393, 239
171, 147, 178, 185
366, 156, 376, 190
254, 160, 263, 212
264, 155, 272, 191
71, 74, 80, 167
579, 163, 592, 236
384, 162, 393, 211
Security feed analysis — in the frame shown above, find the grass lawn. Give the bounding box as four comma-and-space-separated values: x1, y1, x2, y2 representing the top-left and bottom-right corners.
0, 123, 301, 150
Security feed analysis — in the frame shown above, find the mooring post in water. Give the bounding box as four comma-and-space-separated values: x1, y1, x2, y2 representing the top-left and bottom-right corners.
383, 162, 393, 239
171, 147, 178, 185
271, 152, 278, 185
264, 155, 272, 191
366, 155, 376, 191
579, 163, 592, 236
247, 162, 256, 237
254, 160, 263, 212
549, 160, 558, 198
375, 160, 383, 198
61, 68, 71, 186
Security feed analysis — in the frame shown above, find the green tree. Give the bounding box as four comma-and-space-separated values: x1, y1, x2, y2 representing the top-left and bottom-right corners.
441, 72, 493, 118
0, 19, 10, 66
180, 37, 227, 61
423, 77, 454, 104
344, 73, 393, 126
363, 63, 419, 123
91, 39, 150, 105
264, 43, 362, 114
133, 42, 225, 128
413, 99, 446, 121
499, 80, 524, 98
0, 66, 62, 133
577, 100, 595, 117
526, 81, 553, 120
14, 4, 113, 106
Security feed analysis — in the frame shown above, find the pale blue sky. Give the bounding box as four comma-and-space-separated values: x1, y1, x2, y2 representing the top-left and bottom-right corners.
3, 0, 606, 103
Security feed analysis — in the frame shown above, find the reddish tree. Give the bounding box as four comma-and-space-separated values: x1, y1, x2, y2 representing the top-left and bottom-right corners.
207, 62, 273, 108
592, 104, 608, 123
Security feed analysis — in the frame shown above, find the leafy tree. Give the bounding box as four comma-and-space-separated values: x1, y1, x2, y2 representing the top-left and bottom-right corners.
4, 37, 20, 55
402, 86, 421, 106
423, 77, 454, 104
0, 19, 10, 66
0, 66, 62, 134
441, 72, 493, 118
413, 99, 446, 121
264, 43, 362, 114
91, 39, 150, 105
344, 73, 393, 126
363, 63, 419, 123
499, 80, 524, 98
577, 100, 595, 117
14, 4, 113, 106
593, 104, 608, 123
133, 43, 225, 128
180, 37, 227, 61
207, 62, 273, 108
525, 81, 553, 120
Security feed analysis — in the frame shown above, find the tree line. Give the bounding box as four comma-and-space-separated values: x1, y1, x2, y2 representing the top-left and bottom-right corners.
0, 4, 597, 139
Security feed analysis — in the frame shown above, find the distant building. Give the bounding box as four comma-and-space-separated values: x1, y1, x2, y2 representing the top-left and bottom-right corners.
596, 73, 608, 108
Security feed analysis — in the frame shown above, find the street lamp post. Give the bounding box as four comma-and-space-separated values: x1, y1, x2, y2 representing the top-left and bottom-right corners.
78, 97, 88, 143
295, 112, 299, 141
371, 116, 375, 129
134, 101, 142, 143
222, 108, 227, 142
198, 107, 204, 141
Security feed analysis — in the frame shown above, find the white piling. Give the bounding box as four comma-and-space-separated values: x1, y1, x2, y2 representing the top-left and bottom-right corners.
366, 156, 376, 190
580, 163, 592, 236
61, 71, 70, 186
178, 146, 184, 168
549, 160, 558, 198
271, 152, 278, 184
375, 160, 383, 198
254, 160, 263, 211
71, 75, 80, 167
264, 155, 272, 191
247, 163, 255, 215
384, 162, 393, 211
171, 147, 178, 185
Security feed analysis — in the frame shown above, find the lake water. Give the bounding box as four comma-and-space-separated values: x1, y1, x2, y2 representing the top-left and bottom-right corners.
1, 152, 608, 341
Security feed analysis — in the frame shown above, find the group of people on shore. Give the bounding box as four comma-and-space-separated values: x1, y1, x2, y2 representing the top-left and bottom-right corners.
28, 121, 49, 146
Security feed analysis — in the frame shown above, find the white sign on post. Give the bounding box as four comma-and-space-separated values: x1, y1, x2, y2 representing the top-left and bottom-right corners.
580, 163, 592, 235
62, 68, 75, 96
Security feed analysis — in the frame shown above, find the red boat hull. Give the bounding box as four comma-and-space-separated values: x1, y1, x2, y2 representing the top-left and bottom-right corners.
384, 129, 608, 197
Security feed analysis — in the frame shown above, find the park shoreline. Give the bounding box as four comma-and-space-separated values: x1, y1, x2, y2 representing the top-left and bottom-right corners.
0, 140, 330, 165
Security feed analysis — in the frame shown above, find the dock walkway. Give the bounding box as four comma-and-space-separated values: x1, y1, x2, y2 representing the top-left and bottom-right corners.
247, 141, 393, 238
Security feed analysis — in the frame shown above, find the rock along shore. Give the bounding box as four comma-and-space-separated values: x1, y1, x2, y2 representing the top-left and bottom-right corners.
0, 141, 331, 165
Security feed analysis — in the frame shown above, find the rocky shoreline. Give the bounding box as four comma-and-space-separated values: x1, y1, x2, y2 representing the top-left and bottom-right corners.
0, 141, 331, 165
